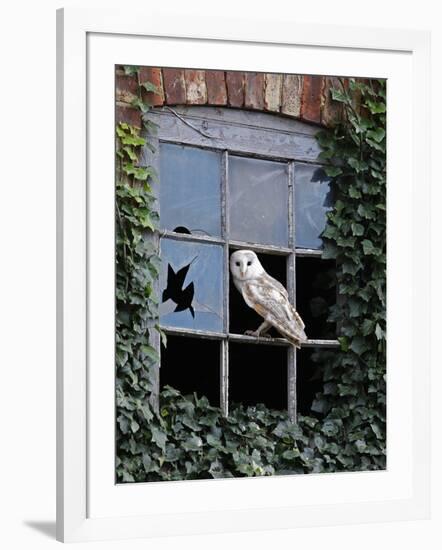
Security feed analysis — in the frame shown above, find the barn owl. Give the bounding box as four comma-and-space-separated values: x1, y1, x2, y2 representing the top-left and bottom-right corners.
230, 250, 307, 348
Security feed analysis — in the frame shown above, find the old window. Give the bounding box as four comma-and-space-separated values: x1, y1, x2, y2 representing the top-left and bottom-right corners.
145, 106, 339, 421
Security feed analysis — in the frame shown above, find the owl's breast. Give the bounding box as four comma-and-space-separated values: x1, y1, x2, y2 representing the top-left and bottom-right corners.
233, 277, 244, 295
240, 281, 257, 309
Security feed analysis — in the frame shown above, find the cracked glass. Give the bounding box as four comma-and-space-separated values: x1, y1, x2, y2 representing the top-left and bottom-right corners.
159, 238, 224, 332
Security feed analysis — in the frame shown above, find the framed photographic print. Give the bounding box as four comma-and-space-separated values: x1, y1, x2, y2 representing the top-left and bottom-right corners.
57, 7, 431, 543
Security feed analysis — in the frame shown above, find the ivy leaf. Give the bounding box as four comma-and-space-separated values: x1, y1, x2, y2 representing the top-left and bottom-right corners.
330, 88, 348, 103
351, 223, 364, 236
367, 128, 385, 143
348, 186, 362, 199
151, 426, 167, 451
141, 345, 159, 362
370, 423, 383, 440
321, 420, 340, 437
282, 449, 300, 460
209, 459, 225, 478
155, 324, 168, 348
206, 434, 223, 448
122, 146, 138, 162
131, 97, 150, 113
375, 323, 385, 340
324, 165, 343, 177
348, 158, 367, 173
120, 134, 146, 147
141, 81, 161, 94
120, 471, 135, 482
365, 99, 386, 114
361, 319, 375, 336
123, 65, 139, 76
311, 398, 327, 414
142, 453, 154, 473
349, 336, 369, 355
131, 419, 140, 433
357, 204, 376, 220
322, 243, 338, 260
182, 435, 203, 452
123, 163, 149, 181
362, 239, 376, 255
338, 336, 349, 352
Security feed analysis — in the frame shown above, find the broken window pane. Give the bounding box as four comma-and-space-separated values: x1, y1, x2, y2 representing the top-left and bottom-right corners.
229, 343, 287, 410
228, 156, 289, 247
294, 163, 333, 249
159, 238, 224, 332
296, 256, 337, 340
159, 143, 222, 237
160, 335, 220, 407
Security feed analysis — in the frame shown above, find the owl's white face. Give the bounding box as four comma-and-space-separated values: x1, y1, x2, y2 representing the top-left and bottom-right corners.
230, 250, 264, 281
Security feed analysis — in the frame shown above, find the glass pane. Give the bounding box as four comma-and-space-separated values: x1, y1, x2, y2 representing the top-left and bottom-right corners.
228, 156, 289, 247
159, 238, 224, 332
159, 143, 222, 237
294, 163, 333, 249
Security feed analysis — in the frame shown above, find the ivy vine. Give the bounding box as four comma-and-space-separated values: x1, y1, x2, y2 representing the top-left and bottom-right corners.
115, 68, 386, 482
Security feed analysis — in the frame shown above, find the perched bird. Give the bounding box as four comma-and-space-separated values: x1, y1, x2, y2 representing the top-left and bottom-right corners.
230, 250, 307, 348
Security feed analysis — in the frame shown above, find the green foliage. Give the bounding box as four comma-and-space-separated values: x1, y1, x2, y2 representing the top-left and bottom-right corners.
115, 114, 162, 479
117, 387, 384, 482
115, 71, 386, 482
313, 77, 387, 461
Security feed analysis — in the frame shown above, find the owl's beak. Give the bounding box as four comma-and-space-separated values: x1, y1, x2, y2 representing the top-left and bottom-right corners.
240, 269, 246, 278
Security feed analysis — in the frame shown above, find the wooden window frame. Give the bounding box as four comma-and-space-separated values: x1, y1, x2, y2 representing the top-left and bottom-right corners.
144, 105, 339, 421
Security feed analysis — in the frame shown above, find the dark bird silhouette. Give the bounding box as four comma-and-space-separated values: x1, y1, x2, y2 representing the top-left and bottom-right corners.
162, 260, 196, 318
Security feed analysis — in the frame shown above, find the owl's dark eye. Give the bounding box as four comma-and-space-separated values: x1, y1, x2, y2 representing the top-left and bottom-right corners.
235, 261, 240, 267
247, 261, 252, 266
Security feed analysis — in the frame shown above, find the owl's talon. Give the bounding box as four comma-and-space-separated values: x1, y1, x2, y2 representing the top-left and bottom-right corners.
244, 329, 271, 339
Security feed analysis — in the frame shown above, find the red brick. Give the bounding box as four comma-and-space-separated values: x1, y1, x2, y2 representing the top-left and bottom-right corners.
281, 74, 303, 117
301, 75, 324, 124
116, 104, 142, 128
321, 76, 343, 127
226, 72, 245, 108
184, 70, 207, 104
162, 68, 186, 104
244, 72, 265, 110
115, 73, 138, 104
264, 74, 282, 112
139, 67, 164, 106
205, 70, 227, 105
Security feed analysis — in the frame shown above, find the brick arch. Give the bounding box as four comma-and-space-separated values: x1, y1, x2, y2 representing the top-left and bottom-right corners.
116, 66, 348, 129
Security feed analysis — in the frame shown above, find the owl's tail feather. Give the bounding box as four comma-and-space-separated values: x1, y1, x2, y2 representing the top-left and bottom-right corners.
287, 332, 308, 349
275, 324, 308, 349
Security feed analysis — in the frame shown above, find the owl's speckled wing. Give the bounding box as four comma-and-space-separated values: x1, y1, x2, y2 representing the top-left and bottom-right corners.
242, 272, 307, 347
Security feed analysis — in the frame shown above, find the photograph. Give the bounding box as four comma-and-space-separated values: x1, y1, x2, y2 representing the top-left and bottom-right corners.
115, 65, 387, 483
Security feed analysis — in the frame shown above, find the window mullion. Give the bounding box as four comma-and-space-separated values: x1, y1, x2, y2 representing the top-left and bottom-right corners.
220, 340, 229, 417
221, 150, 229, 416
145, 135, 161, 414
287, 161, 297, 422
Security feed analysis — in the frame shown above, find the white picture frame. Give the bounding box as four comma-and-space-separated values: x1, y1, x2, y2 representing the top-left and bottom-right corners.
56, 7, 431, 543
